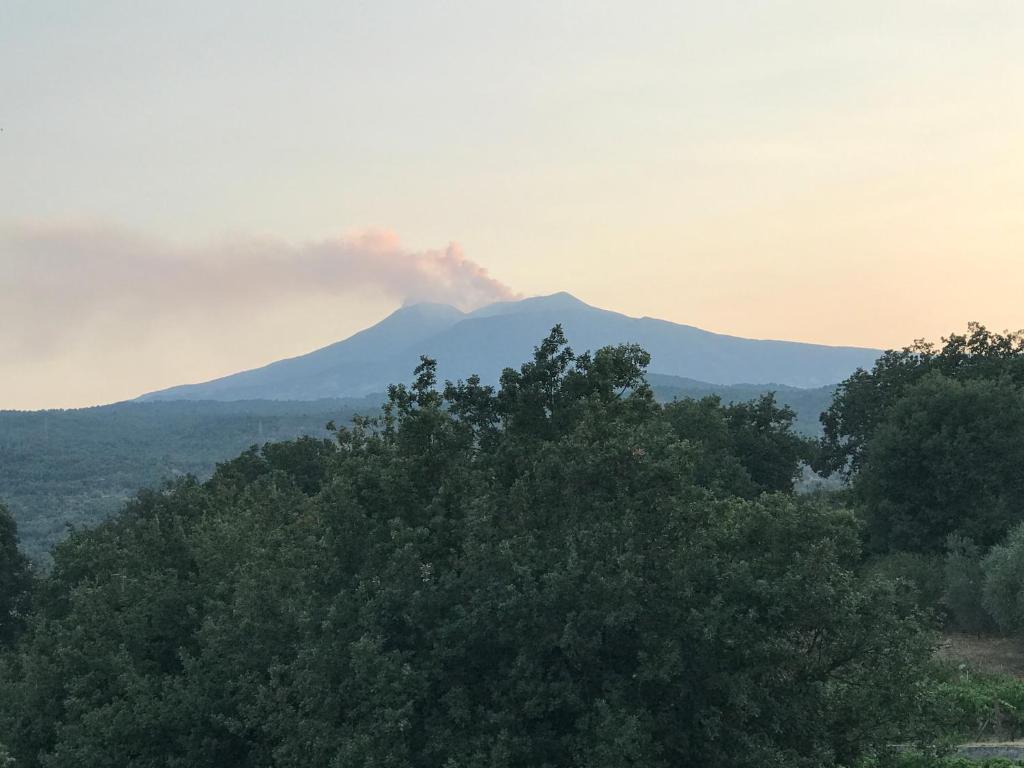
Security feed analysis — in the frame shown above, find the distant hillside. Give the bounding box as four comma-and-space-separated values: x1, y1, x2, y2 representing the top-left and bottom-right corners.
648, 374, 835, 436
139, 292, 878, 401
0, 398, 376, 561
2, 376, 834, 561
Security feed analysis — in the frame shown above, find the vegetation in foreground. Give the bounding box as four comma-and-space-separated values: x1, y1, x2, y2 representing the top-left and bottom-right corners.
0, 379, 833, 563
2, 322, 1024, 766
817, 323, 1024, 766
1, 328, 928, 767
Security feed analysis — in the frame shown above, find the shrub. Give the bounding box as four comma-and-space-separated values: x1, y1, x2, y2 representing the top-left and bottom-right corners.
944, 536, 996, 633
929, 663, 1024, 743
866, 551, 945, 614
983, 524, 1024, 633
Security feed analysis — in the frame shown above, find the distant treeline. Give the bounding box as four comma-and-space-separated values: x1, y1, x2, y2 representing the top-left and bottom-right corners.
0, 380, 832, 561
646, 373, 834, 435
0, 398, 377, 561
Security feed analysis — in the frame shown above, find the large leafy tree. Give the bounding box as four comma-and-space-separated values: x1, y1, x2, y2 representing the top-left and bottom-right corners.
665, 393, 811, 498
817, 323, 1024, 477
855, 374, 1024, 552
0, 330, 935, 768
815, 324, 1024, 553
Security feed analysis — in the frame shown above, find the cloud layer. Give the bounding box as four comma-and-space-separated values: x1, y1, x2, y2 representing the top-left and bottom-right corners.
1, 224, 519, 361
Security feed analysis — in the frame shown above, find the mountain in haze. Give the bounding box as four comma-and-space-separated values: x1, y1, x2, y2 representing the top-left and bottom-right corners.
139, 293, 880, 401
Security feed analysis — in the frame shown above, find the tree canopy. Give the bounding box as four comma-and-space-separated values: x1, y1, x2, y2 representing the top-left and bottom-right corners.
855, 373, 1024, 552
815, 323, 1024, 554
0, 330, 934, 767
817, 323, 1024, 478
0, 503, 32, 648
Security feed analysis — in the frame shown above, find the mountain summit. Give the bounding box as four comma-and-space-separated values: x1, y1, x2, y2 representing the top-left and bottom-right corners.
138, 293, 880, 401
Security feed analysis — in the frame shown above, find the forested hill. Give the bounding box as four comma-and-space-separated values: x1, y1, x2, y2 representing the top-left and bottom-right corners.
0, 378, 834, 561
0, 398, 375, 561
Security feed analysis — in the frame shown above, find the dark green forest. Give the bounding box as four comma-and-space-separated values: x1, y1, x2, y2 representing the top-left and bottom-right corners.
0, 381, 833, 562
3, 324, 1024, 766
0, 399, 377, 561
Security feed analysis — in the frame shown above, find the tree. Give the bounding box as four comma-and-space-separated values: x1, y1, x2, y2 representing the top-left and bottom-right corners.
982, 523, 1024, 634
665, 393, 811, 498
813, 324, 1024, 555
854, 373, 1024, 552
0, 503, 31, 647
943, 536, 994, 634
817, 323, 1024, 478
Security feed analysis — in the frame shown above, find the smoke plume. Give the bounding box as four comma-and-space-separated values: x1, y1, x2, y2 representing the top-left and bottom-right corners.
1, 223, 519, 360
0, 223, 520, 408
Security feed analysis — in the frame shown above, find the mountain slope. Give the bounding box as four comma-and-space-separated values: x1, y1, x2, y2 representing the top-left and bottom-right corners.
139, 293, 879, 401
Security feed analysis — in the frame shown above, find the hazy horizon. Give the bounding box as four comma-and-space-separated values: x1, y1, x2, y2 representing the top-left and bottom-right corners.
4, 2, 1023, 409
3, 287, 885, 412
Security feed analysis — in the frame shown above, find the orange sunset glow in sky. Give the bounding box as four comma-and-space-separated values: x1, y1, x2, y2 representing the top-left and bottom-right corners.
2, 1, 1022, 409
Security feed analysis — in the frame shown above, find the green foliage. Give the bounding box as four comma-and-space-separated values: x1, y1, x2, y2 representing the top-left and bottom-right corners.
0, 331, 936, 767
646, 374, 836, 437
864, 552, 944, 616
0, 398, 375, 561
866, 536, 1001, 635
0, 504, 32, 647
664, 393, 813, 499
815, 324, 1024, 554
1, 380, 826, 564
872, 754, 1024, 768
818, 323, 1024, 478
943, 537, 995, 634
928, 664, 1024, 743
982, 524, 1024, 633
854, 374, 1024, 553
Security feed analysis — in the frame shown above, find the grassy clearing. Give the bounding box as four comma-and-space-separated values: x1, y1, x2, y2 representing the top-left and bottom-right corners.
939, 635, 1024, 680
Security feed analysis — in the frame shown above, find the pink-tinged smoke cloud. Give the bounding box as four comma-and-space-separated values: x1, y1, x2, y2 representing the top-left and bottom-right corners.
0, 223, 521, 361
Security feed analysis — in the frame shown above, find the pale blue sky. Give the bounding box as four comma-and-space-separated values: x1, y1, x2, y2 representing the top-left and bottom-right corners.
3, 2, 1023, 407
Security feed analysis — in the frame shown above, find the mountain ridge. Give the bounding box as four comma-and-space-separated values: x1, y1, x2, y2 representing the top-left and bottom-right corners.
138, 293, 880, 401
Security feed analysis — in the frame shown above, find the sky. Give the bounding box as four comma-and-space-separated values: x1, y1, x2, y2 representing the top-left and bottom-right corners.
2, 1, 1023, 410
